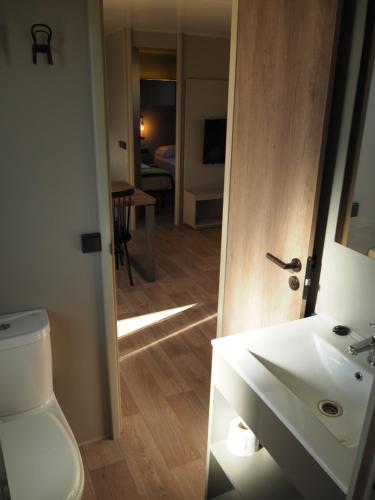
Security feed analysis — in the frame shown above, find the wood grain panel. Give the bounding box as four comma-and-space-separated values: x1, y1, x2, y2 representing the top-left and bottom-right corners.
171, 459, 206, 500
120, 414, 185, 499
81, 459, 98, 500
90, 459, 141, 500
81, 439, 125, 472
167, 390, 209, 458
121, 354, 200, 468
222, 0, 339, 335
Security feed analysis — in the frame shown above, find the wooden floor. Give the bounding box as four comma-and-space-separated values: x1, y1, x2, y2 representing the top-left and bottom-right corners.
80, 221, 221, 500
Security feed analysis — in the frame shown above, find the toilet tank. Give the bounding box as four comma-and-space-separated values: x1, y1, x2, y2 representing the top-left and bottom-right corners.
0, 309, 53, 417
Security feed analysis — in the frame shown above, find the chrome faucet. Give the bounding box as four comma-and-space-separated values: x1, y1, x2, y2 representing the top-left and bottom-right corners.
349, 323, 375, 366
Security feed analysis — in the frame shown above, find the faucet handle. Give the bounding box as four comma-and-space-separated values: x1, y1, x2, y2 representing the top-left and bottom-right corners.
349, 335, 375, 355
370, 322, 375, 329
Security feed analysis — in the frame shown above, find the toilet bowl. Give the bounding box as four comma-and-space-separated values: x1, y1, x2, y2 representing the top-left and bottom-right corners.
0, 310, 84, 500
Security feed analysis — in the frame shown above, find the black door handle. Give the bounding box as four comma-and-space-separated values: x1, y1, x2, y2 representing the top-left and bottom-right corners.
266, 253, 302, 272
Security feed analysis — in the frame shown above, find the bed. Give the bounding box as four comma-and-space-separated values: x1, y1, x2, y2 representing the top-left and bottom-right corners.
153, 145, 176, 179
140, 145, 176, 194
140, 163, 174, 192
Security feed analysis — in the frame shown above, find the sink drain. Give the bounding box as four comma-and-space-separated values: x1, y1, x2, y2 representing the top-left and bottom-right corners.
318, 400, 343, 417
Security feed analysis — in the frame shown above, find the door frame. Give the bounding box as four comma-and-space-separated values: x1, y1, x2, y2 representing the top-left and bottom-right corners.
174, 32, 183, 225
216, 0, 238, 338
125, 34, 182, 224
125, 29, 136, 187
87, 0, 122, 439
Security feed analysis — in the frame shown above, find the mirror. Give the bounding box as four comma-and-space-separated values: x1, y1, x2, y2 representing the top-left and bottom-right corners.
336, 15, 375, 260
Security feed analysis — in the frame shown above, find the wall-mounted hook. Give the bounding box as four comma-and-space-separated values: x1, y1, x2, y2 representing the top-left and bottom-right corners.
31, 24, 53, 65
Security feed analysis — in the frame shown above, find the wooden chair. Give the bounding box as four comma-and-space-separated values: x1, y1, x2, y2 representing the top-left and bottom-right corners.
112, 188, 134, 286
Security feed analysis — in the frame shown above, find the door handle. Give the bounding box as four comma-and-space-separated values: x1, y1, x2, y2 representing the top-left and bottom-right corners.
266, 253, 302, 273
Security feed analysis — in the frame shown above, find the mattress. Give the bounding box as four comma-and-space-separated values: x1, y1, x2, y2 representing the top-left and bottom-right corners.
154, 155, 175, 178
140, 163, 174, 192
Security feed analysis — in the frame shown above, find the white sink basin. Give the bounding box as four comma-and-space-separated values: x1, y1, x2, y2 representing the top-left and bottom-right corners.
248, 327, 372, 448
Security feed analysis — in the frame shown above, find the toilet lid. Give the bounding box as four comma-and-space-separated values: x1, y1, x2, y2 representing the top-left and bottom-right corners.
0, 412, 82, 500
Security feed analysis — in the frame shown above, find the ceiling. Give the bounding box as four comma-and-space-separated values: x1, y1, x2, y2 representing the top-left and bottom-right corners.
103, 0, 232, 38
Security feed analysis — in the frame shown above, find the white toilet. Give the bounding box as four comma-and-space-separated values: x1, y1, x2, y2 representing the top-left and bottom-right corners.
0, 309, 84, 500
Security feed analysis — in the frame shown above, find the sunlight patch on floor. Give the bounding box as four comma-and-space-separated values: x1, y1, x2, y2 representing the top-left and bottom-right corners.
119, 312, 218, 361
117, 303, 197, 339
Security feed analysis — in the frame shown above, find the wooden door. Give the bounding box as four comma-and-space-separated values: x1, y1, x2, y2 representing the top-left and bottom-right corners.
221, 0, 340, 336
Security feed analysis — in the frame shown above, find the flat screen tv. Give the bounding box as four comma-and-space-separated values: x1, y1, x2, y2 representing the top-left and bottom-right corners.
203, 118, 226, 164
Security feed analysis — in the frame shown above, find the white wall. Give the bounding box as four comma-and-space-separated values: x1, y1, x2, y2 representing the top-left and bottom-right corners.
105, 30, 129, 181
0, 0, 111, 442
181, 35, 230, 196
184, 79, 228, 191
133, 30, 177, 50
183, 34, 230, 80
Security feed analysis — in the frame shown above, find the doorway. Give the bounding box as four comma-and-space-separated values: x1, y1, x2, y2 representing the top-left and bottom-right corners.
92, 11, 232, 500
137, 49, 177, 226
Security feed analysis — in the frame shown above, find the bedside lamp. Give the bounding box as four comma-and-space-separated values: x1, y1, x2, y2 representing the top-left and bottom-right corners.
140, 115, 145, 140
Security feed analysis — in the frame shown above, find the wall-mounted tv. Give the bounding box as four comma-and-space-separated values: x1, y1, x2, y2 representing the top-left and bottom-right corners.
203, 118, 227, 164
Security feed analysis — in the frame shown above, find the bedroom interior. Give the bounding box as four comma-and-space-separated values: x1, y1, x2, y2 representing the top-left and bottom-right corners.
138, 51, 177, 223
104, 23, 231, 286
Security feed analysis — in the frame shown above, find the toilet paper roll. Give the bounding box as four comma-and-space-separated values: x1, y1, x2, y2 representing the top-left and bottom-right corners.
227, 416, 259, 457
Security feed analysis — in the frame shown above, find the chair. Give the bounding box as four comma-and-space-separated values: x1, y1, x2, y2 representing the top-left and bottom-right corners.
112, 188, 134, 286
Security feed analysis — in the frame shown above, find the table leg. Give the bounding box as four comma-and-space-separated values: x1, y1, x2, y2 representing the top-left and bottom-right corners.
144, 204, 155, 281
130, 204, 155, 282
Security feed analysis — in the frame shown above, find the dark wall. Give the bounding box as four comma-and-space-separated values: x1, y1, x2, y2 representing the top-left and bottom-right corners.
140, 80, 176, 161
141, 79, 176, 106
141, 106, 176, 161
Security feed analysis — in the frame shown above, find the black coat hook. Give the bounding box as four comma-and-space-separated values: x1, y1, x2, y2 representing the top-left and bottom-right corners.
31, 24, 53, 65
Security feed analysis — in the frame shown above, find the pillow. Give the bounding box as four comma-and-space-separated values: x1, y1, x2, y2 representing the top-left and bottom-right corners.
154, 145, 175, 158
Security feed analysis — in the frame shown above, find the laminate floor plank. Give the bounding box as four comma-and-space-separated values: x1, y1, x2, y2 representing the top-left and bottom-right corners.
121, 353, 200, 469
171, 459, 206, 500
152, 321, 192, 358
81, 458, 98, 500
167, 390, 209, 459
81, 439, 125, 472
120, 372, 140, 417
136, 343, 191, 397
174, 328, 214, 373
169, 352, 212, 411
120, 413, 185, 500
90, 460, 141, 500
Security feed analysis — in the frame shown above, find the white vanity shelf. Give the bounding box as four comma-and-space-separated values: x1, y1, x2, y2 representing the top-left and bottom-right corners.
206, 387, 303, 500
205, 315, 361, 500
209, 440, 302, 499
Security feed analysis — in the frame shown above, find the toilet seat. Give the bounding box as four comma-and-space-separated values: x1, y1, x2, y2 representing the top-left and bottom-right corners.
0, 411, 83, 500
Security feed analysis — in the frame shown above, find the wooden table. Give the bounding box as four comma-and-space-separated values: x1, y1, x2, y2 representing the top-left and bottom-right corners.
111, 181, 156, 282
